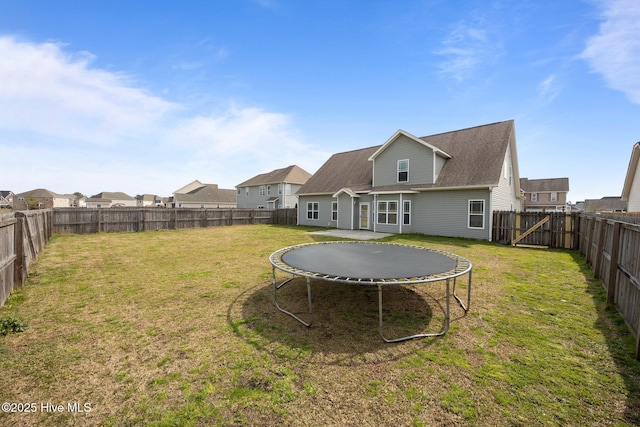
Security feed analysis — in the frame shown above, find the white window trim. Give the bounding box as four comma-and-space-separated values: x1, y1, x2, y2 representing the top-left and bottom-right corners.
331, 201, 338, 221
259, 185, 266, 196
403, 200, 411, 225
468, 199, 485, 229
397, 159, 409, 183
550, 192, 558, 202
377, 200, 398, 225
531, 193, 538, 202
306, 202, 319, 221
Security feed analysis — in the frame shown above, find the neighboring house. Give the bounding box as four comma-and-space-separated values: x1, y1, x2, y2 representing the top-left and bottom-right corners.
236, 165, 312, 209
13, 189, 72, 210
74, 196, 87, 208
0, 191, 14, 209
621, 142, 640, 212
172, 180, 236, 208
86, 192, 137, 208
297, 120, 523, 240
136, 194, 165, 207
584, 197, 627, 213
519, 177, 570, 212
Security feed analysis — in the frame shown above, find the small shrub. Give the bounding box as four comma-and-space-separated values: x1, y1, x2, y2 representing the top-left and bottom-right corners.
0, 315, 28, 336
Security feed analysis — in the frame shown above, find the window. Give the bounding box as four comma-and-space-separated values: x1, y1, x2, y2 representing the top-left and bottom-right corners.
285, 184, 292, 196
267, 185, 271, 196
550, 192, 558, 202
246, 187, 249, 196
403, 200, 411, 225
278, 184, 282, 195
531, 193, 538, 202
398, 159, 409, 182
307, 202, 319, 220
237, 188, 241, 195
468, 200, 485, 229
331, 201, 338, 221
259, 186, 266, 196
377, 201, 398, 225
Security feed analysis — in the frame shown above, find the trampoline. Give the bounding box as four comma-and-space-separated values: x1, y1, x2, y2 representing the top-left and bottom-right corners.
269, 241, 472, 343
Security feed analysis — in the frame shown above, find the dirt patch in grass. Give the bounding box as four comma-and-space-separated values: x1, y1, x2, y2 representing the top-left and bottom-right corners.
0, 225, 639, 426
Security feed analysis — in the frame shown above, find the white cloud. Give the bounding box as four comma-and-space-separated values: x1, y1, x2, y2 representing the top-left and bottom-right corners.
0, 36, 325, 196
0, 36, 177, 146
581, 0, 640, 104
434, 20, 494, 81
537, 74, 560, 104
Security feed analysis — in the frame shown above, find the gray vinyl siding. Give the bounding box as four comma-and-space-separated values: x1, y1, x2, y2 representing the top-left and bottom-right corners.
372, 194, 415, 234
373, 195, 401, 233
298, 195, 335, 227
374, 135, 435, 186
411, 189, 492, 240
236, 183, 302, 208
336, 193, 351, 229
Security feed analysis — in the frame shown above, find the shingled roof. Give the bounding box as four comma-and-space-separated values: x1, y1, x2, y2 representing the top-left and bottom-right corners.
173, 184, 236, 204
237, 165, 312, 187
297, 146, 379, 195
297, 120, 516, 195
520, 177, 570, 193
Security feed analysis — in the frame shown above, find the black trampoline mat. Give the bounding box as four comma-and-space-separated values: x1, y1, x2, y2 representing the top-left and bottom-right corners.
280, 242, 457, 280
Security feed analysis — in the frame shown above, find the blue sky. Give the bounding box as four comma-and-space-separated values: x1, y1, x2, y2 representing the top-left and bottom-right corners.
1, 0, 639, 203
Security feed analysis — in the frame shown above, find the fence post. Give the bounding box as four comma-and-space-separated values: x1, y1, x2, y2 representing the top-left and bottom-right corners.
13, 214, 25, 289
606, 222, 621, 305
593, 219, 607, 279
636, 315, 640, 361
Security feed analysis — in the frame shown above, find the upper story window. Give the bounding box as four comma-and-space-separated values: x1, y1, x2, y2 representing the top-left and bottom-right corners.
531, 193, 538, 202
550, 192, 558, 202
398, 159, 409, 183
259, 186, 266, 196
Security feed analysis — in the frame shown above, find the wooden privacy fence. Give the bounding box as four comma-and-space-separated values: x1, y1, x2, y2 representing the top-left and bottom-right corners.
53, 207, 298, 234
492, 211, 579, 249
493, 210, 640, 360
579, 214, 640, 360
0, 210, 53, 308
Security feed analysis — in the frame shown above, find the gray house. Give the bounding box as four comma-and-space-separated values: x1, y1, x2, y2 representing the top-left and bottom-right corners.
297, 120, 523, 240
236, 165, 312, 209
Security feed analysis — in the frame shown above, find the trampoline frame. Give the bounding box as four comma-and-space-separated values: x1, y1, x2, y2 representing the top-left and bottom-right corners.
269, 241, 472, 343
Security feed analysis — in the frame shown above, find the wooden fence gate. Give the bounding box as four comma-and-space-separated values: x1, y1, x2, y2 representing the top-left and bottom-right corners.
492, 211, 578, 249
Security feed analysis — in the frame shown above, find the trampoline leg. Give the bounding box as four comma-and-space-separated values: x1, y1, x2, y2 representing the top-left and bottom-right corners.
378, 280, 451, 343
453, 270, 472, 312
273, 268, 313, 327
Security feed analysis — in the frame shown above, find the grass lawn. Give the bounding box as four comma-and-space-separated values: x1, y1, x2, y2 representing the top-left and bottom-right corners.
0, 224, 639, 426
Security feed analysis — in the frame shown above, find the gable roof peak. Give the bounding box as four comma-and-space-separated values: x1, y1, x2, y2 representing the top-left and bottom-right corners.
369, 129, 451, 161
